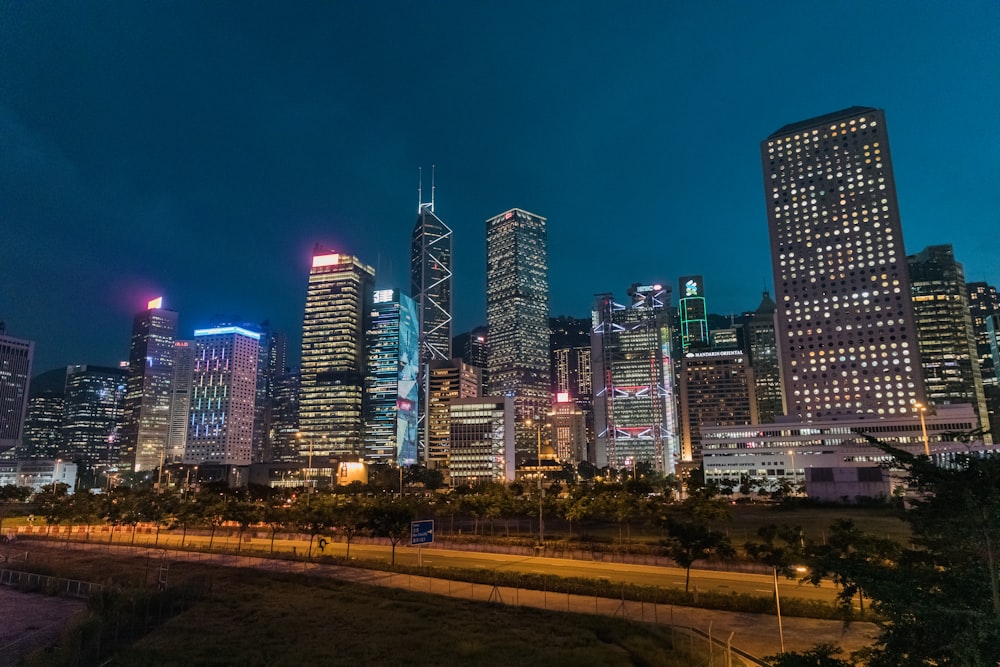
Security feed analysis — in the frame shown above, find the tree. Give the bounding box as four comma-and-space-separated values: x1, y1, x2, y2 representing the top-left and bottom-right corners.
365, 497, 415, 566
660, 515, 734, 592
764, 643, 853, 667
807, 437, 1000, 666
330, 496, 367, 560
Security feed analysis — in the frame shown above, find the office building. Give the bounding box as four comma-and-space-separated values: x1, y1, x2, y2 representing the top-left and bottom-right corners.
0, 331, 33, 454
680, 350, 757, 463
967, 282, 1000, 438
425, 358, 480, 476
411, 183, 453, 364
22, 390, 64, 460
547, 393, 588, 464
762, 107, 925, 419
550, 316, 593, 430
62, 365, 128, 469
363, 289, 419, 465
448, 397, 515, 486
908, 245, 989, 439
299, 246, 375, 458
185, 326, 260, 466
270, 368, 300, 462
592, 283, 679, 472
486, 208, 549, 459
453, 326, 488, 391
747, 291, 784, 422
678, 276, 710, 352
121, 298, 177, 471
165, 341, 195, 464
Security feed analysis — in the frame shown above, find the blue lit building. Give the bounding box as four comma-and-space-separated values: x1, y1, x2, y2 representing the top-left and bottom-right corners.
364, 289, 420, 465
185, 326, 260, 466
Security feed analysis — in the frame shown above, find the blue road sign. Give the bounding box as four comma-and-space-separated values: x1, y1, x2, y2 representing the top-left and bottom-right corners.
411, 519, 434, 546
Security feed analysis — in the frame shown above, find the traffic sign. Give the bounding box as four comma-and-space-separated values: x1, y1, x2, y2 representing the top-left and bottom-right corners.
410, 519, 434, 546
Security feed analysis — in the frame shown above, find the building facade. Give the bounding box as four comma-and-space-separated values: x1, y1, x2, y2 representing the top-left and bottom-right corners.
678, 275, 709, 353
448, 397, 514, 487
485, 208, 549, 459
592, 284, 679, 472
363, 289, 420, 466
762, 107, 925, 420
425, 358, 480, 477
299, 246, 375, 458
22, 390, 64, 460
908, 245, 989, 439
967, 282, 1000, 438
184, 326, 260, 466
165, 340, 195, 464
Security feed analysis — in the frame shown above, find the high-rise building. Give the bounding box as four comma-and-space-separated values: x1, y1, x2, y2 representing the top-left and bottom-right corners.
678, 276, 709, 353
486, 208, 549, 459
121, 298, 177, 471
363, 289, 420, 465
747, 291, 784, 423
448, 397, 515, 487
680, 350, 757, 463
63, 365, 128, 469
300, 246, 375, 458
425, 358, 479, 477
270, 368, 300, 462
165, 340, 195, 464
592, 284, 679, 472
908, 245, 990, 439
967, 282, 1000, 438
762, 107, 925, 419
411, 188, 453, 365
185, 326, 260, 466
0, 331, 34, 454
547, 393, 588, 464
22, 390, 64, 460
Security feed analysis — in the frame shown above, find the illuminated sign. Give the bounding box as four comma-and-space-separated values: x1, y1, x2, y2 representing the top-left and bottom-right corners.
685, 280, 698, 296
147, 297, 163, 310
193, 326, 262, 341
556, 392, 570, 403
312, 253, 340, 268
373, 289, 395, 304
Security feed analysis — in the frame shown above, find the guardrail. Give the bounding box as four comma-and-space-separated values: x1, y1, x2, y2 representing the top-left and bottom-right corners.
0, 568, 104, 598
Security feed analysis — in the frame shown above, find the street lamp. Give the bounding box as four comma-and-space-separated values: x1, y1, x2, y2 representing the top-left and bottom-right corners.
527, 419, 549, 547
914, 402, 930, 457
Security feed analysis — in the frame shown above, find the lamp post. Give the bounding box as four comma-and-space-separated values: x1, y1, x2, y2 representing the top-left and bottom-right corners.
914, 402, 930, 456
527, 419, 546, 547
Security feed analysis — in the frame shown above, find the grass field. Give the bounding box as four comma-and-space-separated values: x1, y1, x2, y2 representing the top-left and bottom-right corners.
20, 546, 710, 667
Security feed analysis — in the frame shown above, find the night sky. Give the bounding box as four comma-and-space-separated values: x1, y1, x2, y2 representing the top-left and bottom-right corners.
2, 2, 998, 374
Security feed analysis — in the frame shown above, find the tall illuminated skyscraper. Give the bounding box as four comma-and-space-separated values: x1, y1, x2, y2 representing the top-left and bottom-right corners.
300, 246, 375, 458
185, 326, 260, 466
678, 275, 709, 353
411, 185, 453, 365
165, 340, 195, 464
747, 291, 784, 423
485, 208, 549, 459
762, 107, 925, 419
0, 329, 34, 454
363, 289, 419, 465
592, 284, 679, 472
63, 365, 128, 468
121, 298, 177, 471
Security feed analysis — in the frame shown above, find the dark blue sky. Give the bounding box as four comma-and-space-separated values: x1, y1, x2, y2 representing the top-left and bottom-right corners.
2, 1, 998, 374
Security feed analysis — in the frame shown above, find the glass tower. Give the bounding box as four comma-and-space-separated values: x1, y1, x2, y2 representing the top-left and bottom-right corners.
485, 208, 549, 460
363, 289, 420, 466
300, 246, 375, 458
63, 365, 128, 469
762, 107, 925, 419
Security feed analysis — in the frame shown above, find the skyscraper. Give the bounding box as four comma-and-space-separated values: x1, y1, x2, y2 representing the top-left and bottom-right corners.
680, 350, 757, 463
22, 390, 64, 459
762, 107, 925, 419
592, 284, 679, 472
486, 208, 549, 459
0, 331, 34, 454
747, 291, 784, 423
448, 397, 515, 486
411, 187, 453, 365
678, 275, 710, 352
453, 325, 488, 391
121, 298, 177, 471
63, 365, 128, 469
908, 245, 989, 438
363, 289, 419, 465
299, 246, 375, 458
185, 326, 260, 466
425, 358, 480, 477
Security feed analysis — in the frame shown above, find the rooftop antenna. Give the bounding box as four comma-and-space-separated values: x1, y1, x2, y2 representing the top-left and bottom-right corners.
417, 166, 423, 215
431, 164, 436, 213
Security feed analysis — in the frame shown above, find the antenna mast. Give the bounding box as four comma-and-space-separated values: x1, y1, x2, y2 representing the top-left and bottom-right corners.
431, 164, 436, 213
417, 167, 423, 215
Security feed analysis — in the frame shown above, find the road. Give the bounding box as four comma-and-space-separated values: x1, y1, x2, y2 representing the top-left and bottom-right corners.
60, 527, 840, 605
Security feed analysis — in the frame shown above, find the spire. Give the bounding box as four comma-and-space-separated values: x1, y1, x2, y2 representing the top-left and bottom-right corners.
417, 167, 423, 215
430, 164, 435, 213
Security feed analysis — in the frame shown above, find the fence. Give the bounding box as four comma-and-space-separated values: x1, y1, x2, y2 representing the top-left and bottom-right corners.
0, 568, 103, 598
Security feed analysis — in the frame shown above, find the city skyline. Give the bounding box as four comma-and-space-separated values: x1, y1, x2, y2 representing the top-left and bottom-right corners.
2, 3, 999, 373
